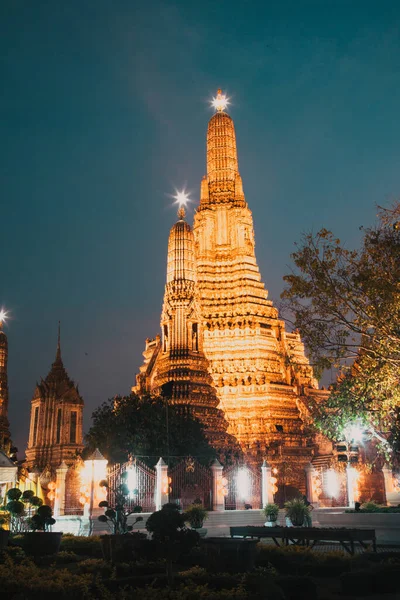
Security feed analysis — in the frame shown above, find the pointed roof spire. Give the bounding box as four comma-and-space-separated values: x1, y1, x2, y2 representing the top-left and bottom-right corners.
55, 320, 62, 364
177, 205, 186, 220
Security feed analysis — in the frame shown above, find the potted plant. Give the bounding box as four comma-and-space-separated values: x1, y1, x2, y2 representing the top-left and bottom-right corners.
184, 503, 208, 537
98, 474, 144, 562
263, 503, 279, 526
24, 504, 62, 556
284, 498, 310, 527
146, 503, 199, 585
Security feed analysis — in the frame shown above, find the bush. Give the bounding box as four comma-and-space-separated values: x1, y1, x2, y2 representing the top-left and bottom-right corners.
256, 544, 351, 577
55, 551, 81, 564
60, 534, 103, 557
340, 565, 400, 596
125, 582, 249, 599
0, 555, 93, 599
276, 575, 317, 600
77, 558, 113, 578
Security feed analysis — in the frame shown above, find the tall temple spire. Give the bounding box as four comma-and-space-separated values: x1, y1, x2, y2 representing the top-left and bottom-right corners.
0, 310, 11, 452
200, 89, 244, 207
134, 212, 236, 450
55, 320, 61, 364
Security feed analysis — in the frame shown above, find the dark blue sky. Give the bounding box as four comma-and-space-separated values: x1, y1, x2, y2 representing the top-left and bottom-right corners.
2, 0, 400, 452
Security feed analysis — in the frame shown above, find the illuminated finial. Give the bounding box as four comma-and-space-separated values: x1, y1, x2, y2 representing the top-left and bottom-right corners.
177, 206, 186, 220
0, 309, 8, 327
211, 88, 229, 112
173, 189, 191, 208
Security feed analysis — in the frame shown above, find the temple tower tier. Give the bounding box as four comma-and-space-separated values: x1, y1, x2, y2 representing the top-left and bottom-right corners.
192, 91, 327, 473
134, 208, 239, 452
25, 324, 84, 471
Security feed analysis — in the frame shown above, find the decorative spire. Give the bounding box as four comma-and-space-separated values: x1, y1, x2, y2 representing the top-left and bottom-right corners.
55, 321, 62, 364
166, 215, 195, 284
211, 89, 229, 113
206, 92, 240, 204
0, 310, 8, 330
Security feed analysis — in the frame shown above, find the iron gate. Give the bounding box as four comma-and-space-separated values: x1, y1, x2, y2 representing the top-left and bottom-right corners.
108, 458, 156, 513
169, 457, 212, 510
223, 464, 262, 510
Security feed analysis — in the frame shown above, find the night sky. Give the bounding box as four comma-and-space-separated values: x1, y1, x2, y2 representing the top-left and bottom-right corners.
2, 0, 400, 453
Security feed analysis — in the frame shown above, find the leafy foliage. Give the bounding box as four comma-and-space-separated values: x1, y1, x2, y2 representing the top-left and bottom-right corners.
282, 202, 400, 456
98, 471, 143, 534
28, 504, 56, 532
263, 503, 279, 520
184, 504, 208, 529
284, 499, 310, 526
85, 392, 217, 465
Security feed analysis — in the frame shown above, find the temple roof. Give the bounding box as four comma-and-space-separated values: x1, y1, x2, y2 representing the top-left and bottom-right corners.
35, 325, 83, 405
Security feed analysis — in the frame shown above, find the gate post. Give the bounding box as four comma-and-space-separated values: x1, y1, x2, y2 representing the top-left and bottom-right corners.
53, 461, 68, 517
210, 459, 225, 511
261, 460, 274, 506
155, 458, 169, 510
305, 463, 319, 506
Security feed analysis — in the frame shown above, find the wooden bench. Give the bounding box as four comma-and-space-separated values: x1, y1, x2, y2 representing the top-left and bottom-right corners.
230, 526, 377, 555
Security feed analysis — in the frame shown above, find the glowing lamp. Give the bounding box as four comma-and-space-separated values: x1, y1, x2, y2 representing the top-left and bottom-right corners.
270, 477, 277, 485
272, 468, 278, 475
211, 89, 230, 112
48, 481, 56, 491
221, 477, 228, 486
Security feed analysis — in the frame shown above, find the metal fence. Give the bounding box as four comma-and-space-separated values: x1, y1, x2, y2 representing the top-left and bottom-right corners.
169, 457, 212, 510
107, 458, 156, 513
223, 464, 262, 510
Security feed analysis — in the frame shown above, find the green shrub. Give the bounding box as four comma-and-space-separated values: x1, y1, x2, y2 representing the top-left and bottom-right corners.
0, 544, 26, 564
341, 565, 400, 596
0, 555, 92, 599
77, 557, 113, 578
276, 575, 317, 600
123, 582, 249, 599
256, 544, 351, 577
60, 534, 103, 557
55, 551, 81, 564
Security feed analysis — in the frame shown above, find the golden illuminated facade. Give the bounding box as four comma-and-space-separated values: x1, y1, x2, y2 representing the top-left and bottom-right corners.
136, 90, 331, 488
0, 315, 11, 452
135, 207, 237, 451
25, 325, 84, 471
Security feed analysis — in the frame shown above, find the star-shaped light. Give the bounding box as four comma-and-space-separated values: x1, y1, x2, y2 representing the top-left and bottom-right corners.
0, 309, 8, 325
173, 189, 191, 207
211, 89, 229, 112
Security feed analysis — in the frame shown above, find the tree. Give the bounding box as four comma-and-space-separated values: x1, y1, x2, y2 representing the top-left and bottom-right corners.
282, 202, 400, 457
85, 392, 217, 466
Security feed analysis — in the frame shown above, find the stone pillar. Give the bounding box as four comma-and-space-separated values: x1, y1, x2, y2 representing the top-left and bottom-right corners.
382, 465, 400, 506
53, 461, 68, 517
155, 458, 169, 510
346, 466, 359, 508
305, 463, 319, 507
261, 460, 274, 507
210, 458, 225, 511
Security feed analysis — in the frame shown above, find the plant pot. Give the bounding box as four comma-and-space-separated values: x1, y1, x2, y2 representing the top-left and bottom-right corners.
194, 527, 207, 538
22, 531, 63, 556
0, 530, 9, 550
264, 518, 278, 527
